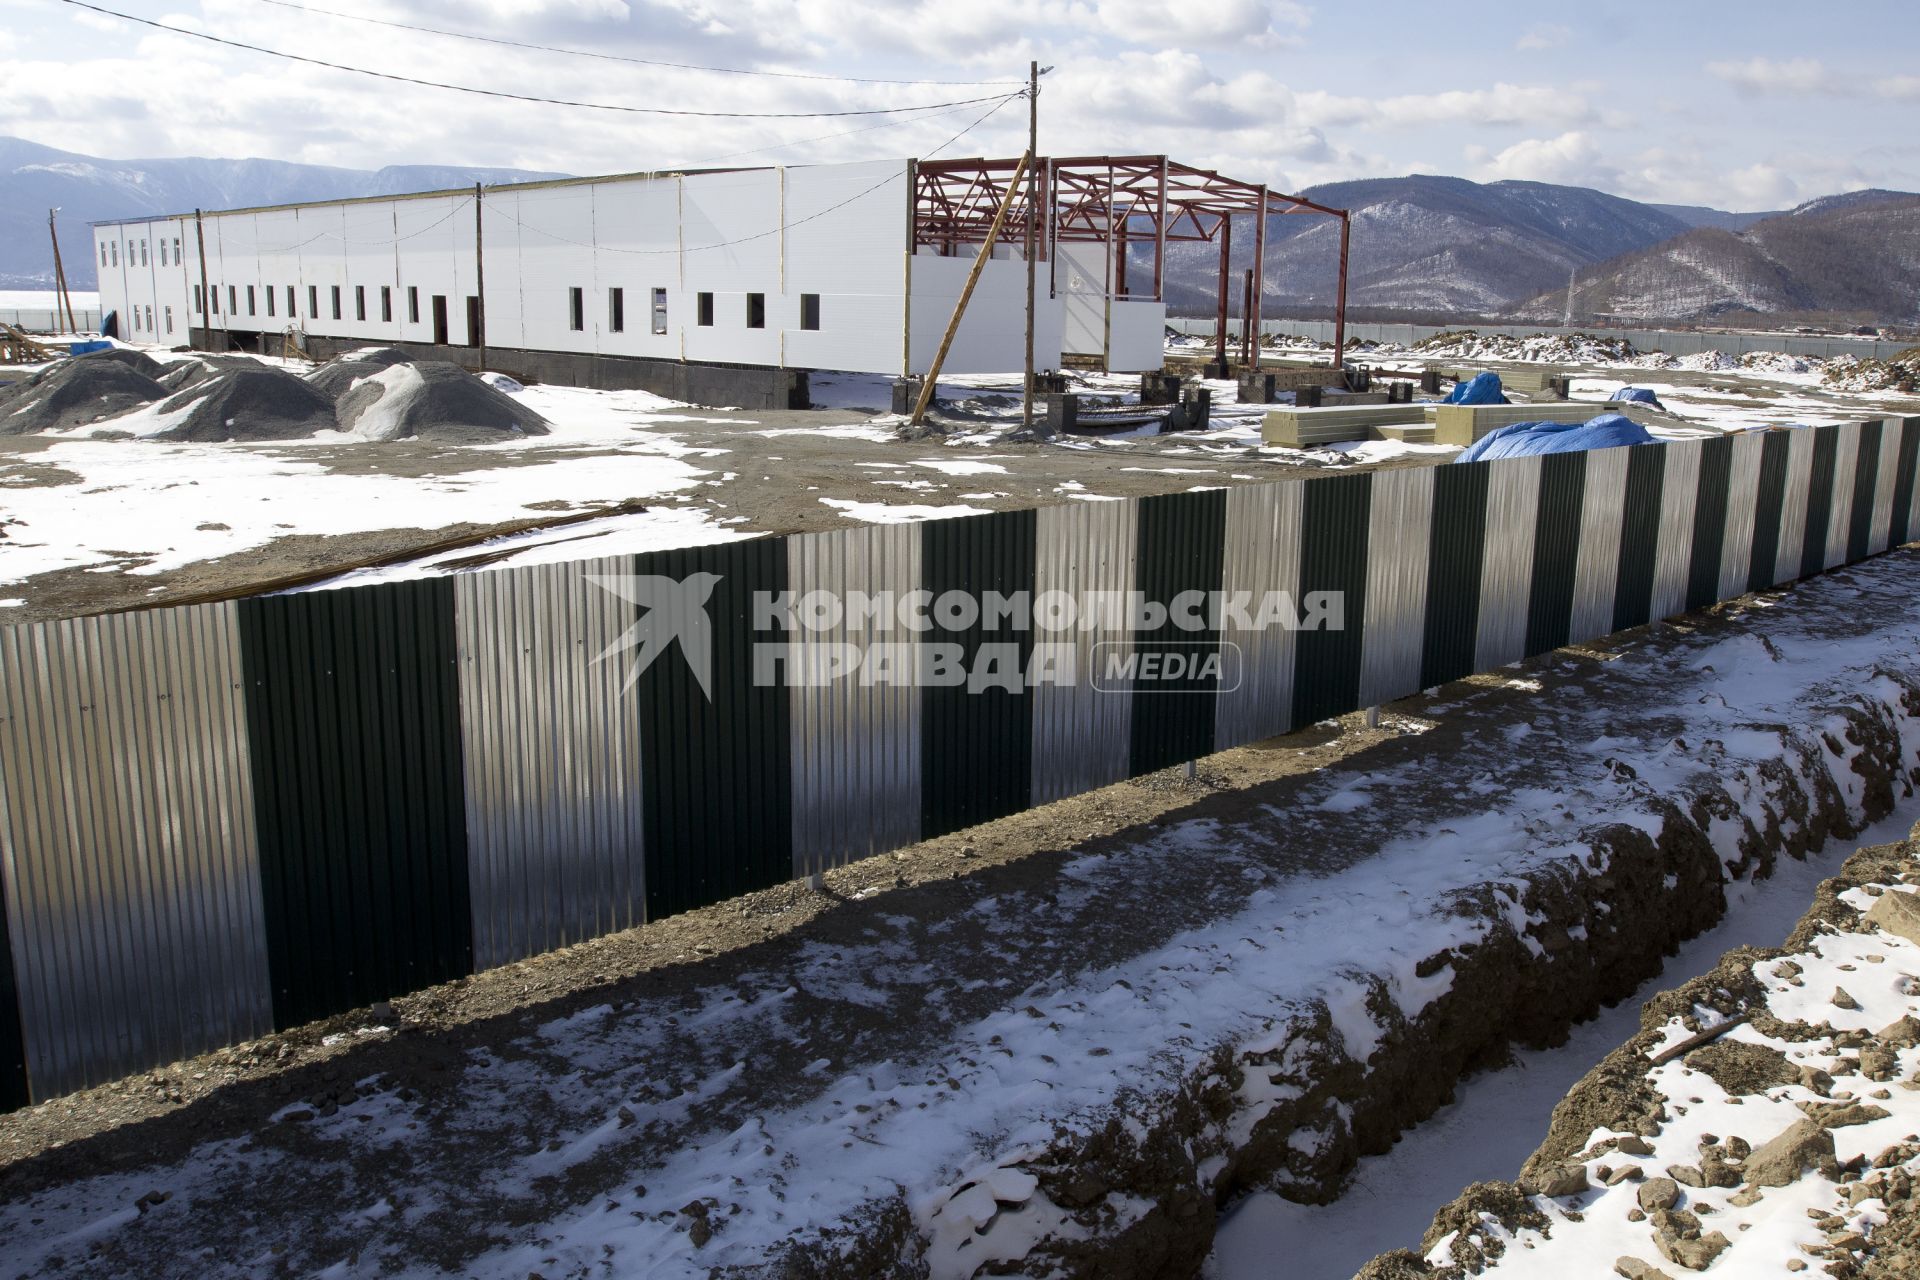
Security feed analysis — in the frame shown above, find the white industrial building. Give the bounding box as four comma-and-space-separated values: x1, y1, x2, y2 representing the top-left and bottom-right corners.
92, 155, 1347, 404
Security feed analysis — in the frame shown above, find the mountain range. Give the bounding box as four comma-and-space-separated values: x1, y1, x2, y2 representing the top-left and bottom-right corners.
6, 135, 1913, 329
1, 136, 561, 291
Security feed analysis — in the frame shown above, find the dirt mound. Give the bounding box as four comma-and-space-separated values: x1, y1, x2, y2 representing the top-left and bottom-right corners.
159, 355, 273, 395
1824, 349, 1920, 394
335, 360, 551, 442
72, 347, 169, 381
139, 368, 340, 442
305, 347, 416, 399
0, 358, 167, 435
1413, 329, 1641, 364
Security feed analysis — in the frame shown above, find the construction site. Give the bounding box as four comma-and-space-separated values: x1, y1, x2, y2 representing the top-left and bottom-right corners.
9, 6, 1920, 1279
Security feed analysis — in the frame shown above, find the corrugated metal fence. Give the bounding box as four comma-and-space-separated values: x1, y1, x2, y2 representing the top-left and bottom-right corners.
3, 417, 1920, 1108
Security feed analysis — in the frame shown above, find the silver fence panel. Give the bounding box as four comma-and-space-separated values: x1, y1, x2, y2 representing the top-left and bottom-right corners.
1570, 446, 1630, 644
1869, 420, 1902, 555
1719, 431, 1765, 599
1358, 467, 1435, 707
1650, 440, 1702, 620
457, 558, 647, 970
1774, 428, 1815, 584
1215, 481, 1304, 751
1825, 423, 1861, 571
0, 603, 269, 1098
788, 525, 923, 876
1474, 455, 1541, 670
1031, 501, 1137, 805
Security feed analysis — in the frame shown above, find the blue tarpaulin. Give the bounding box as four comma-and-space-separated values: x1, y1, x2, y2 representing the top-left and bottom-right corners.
69, 340, 113, 356
1610, 386, 1664, 408
1454, 413, 1655, 463
1442, 371, 1507, 405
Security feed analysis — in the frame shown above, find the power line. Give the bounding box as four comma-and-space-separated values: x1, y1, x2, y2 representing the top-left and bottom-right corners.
242, 0, 1023, 87
56, 0, 1014, 118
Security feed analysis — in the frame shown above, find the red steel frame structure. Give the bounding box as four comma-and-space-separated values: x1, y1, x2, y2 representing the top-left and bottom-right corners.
910, 154, 1352, 368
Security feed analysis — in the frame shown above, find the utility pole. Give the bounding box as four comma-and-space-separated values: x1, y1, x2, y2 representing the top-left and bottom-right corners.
1022, 61, 1040, 431
47, 210, 77, 334
473, 182, 487, 368
194, 209, 212, 351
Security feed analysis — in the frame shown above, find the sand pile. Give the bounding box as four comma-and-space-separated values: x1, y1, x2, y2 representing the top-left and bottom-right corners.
305, 347, 416, 398
335, 361, 550, 442
137, 367, 340, 442
0, 358, 166, 435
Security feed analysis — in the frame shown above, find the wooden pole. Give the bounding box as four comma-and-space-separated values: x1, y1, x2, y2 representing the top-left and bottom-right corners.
910, 150, 1032, 427
1022, 61, 1038, 430
1332, 211, 1351, 369
194, 209, 212, 351
48, 211, 77, 334
473, 183, 487, 368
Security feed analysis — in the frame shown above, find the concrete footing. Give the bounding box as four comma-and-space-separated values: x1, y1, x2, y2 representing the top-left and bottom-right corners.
1140, 371, 1183, 406
191, 328, 812, 411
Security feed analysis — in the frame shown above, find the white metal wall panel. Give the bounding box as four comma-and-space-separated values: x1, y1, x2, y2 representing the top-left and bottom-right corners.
785, 161, 909, 374
0, 604, 270, 1098
1215, 481, 1304, 749
456, 557, 647, 970
500, 184, 603, 356
1031, 501, 1138, 803
1570, 446, 1630, 644
787, 524, 923, 874
682, 169, 784, 368
1774, 427, 1815, 583
1474, 455, 1541, 671
1058, 240, 1109, 358
1825, 422, 1860, 570
1106, 300, 1170, 373
1358, 467, 1434, 707
1719, 431, 1765, 598
1650, 439, 1701, 620
909, 255, 1064, 376
1869, 419, 1902, 555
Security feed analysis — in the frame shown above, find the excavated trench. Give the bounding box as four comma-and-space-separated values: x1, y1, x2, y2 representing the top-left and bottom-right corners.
759, 674, 1920, 1278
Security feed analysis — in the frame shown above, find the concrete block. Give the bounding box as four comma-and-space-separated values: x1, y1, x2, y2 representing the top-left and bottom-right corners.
1045, 393, 1080, 435
1140, 371, 1183, 406
891, 377, 923, 416
1236, 370, 1280, 404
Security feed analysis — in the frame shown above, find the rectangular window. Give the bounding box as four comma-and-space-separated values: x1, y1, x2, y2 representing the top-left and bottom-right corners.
246, 286, 256, 316
101, 243, 110, 268
266, 286, 275, 318
651, 287, 668, 335
380, 286, 392, 323
140, 239, 149, 267
309, 285, 319, 318
696, 291, 714, 327
407, 286, 420, 324
145, 305, 154, 331
355, 285, 366, 322
193, 284, 203, 312
568, 286, 585, 332
746, 293, 766, 329
608, 287, 624, 333
173, 237, 182, 264
331, 286, 342, 321
800, 293, 821, 331
228, 285, 237, 314
210, 287, 219, 315
157, 241, 166, 267
164, 306, 173, 334
286, 285, 295, 317
110, 242, 118, 267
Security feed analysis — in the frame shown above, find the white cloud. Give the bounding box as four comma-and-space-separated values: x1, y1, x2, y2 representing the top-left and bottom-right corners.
1706, 56, 1837, 95
1470, 130, 1620, 190
1298, 83, 1596, 131
1514, 23, 1570, 51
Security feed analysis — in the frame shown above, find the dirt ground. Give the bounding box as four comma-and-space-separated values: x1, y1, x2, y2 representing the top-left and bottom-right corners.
2, 549, 1916, 1279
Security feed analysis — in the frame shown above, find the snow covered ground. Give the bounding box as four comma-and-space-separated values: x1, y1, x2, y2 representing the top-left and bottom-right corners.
1208, 805, 1920, 1280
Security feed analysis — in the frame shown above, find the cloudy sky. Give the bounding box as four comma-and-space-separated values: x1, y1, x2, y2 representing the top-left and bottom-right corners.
4, 0, 1918, 209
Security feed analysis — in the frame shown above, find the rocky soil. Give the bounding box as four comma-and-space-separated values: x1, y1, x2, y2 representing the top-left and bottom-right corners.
1356, 825, 1920, 1280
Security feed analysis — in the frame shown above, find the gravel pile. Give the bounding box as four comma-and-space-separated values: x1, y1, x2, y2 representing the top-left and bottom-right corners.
0, 358, 167, 435
305, 347, 416, 399
139, 368, 341, 442
335, 360, 551, 442
159, 354, 273, 394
